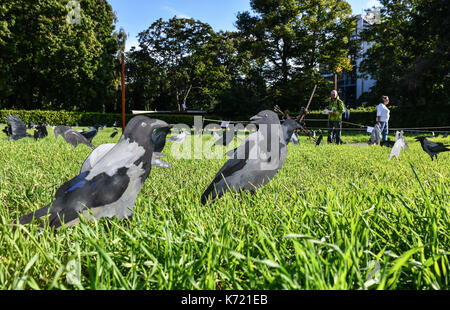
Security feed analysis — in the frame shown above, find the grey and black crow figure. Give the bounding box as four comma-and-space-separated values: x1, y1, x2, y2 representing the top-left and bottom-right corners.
80, 124, 101, 143
201, 110, 287, 205
17, 116, 169, 228
281, 119, 303, 145
54, 125, 95, 149
389, 131, 408, 160
4, 115, 32, 140
415, 136, 450, 161
110, 128, 119, 138
33, 124, 48, 140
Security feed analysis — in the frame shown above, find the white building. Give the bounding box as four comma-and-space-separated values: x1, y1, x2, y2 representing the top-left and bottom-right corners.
328, 8, 381, 107
354, 8, 380, 103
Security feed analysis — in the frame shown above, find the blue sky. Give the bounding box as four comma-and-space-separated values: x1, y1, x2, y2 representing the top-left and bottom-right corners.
107, 0, 381, 51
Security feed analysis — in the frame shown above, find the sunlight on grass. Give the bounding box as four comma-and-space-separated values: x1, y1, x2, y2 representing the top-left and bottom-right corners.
0, 128, 449, 289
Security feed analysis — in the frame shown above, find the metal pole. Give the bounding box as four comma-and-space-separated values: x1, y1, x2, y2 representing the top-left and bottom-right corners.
121, 52, 126, 132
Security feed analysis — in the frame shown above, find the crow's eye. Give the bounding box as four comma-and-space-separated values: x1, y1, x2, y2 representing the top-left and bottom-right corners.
141, 122, 147, 127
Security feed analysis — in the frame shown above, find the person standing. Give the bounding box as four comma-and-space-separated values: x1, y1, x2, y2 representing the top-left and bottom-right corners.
377, 96, 390, 142
327, 90, 345, 144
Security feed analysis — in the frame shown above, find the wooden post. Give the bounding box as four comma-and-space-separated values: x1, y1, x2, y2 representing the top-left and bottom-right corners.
334, 74, 338, 91
121, 52, 126, 132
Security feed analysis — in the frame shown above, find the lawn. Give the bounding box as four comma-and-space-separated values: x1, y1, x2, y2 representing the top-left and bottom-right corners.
0, 126, 449, 289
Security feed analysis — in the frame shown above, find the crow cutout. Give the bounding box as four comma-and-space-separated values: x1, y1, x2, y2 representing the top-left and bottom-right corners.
16, 116, 169, 228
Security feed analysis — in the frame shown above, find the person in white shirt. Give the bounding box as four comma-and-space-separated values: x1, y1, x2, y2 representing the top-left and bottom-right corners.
377, 96, 390, 142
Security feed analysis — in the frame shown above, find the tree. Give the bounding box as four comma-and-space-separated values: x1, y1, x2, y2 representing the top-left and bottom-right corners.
235, 0, 356, 111
135, 17, 232, 111
0, 0, 120, 112
360, 0, 449, 107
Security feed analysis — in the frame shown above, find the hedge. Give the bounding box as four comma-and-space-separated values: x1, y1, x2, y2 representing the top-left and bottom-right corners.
306, 105, 450, 129
0, 110, 208, 127
1, 105, 449, 129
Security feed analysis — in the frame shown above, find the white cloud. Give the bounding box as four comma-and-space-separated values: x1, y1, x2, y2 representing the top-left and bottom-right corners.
162, 6, 191, 19
365, 0, 381, 8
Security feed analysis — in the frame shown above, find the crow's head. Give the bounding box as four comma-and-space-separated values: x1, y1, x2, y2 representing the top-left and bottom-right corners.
250, 110, 280, 125
414, 136, 426, 142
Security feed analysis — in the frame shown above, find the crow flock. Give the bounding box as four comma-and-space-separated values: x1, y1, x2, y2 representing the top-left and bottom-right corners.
1, 112, 449, 229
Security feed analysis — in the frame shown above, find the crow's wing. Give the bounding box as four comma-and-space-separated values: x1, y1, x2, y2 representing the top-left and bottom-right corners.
85, 138, 147, 181
81, 143, 116, 173
80, 128, 97, 142
202, 133, 260, 202
63, 129, 95, 149
6, 115, 28, 137
46, 169, 131, 228
424, 139, 450, 152
18, 167, 132, 228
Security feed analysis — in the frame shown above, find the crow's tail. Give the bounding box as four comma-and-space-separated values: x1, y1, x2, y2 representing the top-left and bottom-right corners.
201, 184, 220, 205
16, 205, 51, 225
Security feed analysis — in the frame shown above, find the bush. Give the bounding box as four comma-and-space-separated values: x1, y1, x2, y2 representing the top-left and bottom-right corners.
306, 105, 450, 129
0, 110, 209, 127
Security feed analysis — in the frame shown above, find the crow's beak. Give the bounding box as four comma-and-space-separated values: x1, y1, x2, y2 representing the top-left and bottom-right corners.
152, 119, 170, 129
250, 114, 263, 123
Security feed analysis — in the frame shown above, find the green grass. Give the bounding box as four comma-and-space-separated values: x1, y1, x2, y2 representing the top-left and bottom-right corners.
0, 126, 449, 290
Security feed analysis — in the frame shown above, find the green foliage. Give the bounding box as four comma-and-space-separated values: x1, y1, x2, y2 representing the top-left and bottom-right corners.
1, 0, 447, 117
0, 109, 208, 127
360, 0, 450, 107
128, 17, 232, 112
235, 0, 356, 111
308, 104, 450, 128
0, 0, 120, 112
0, 130, 449, 289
